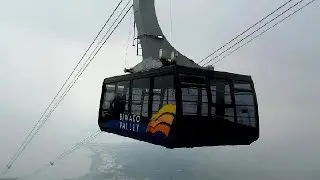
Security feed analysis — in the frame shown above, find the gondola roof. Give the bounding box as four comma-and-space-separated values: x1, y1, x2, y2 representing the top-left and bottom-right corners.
103, 65, 253, 84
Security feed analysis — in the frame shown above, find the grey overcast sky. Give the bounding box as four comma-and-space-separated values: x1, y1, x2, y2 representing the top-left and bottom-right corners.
0, 0, 320, 179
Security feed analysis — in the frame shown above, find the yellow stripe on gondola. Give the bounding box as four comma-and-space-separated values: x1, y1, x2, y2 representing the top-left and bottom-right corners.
147, 104, 176, 136
151, 104, 176, 120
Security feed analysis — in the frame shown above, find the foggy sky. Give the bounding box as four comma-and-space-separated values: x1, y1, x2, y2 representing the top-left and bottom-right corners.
0, 0, 319, 179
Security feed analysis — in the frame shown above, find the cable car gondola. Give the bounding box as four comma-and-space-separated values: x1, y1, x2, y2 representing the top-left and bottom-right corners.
98, 0, 259, 149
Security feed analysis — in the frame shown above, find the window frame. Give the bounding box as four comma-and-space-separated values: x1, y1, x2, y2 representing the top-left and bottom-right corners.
151, 75, 176, 116
131, 77, 151, 117
115, 81, 131, 113
178, 74, 213, 116
99, 82, 116, 121
209, 78, 236, 122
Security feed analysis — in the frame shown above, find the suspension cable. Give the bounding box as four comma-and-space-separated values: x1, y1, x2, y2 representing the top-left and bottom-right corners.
17, 5, 132, 179
199, 0, 294, 65
20, 130, 102, 180
202, 0, 305, 67
210, 0, 317, 65
0, 0, 127, 177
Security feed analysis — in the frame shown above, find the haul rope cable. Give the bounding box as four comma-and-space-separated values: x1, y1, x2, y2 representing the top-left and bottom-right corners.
202, 0, 306, 67
198, 0, 295, 65
20, 130, 102, 180
36, 0, 133, 133
20, 4, 133, 175
0, 0, 127, 176
19, 5, 132, 179
211, 0, 317, 65
36, 4, 134, 137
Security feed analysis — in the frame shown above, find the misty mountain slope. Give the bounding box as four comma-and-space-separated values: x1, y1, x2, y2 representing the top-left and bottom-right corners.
64, 142, 319, 180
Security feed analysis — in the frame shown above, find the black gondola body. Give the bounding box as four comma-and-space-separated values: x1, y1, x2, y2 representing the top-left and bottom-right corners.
98, 65, 259, 148
98, 0, 259, 148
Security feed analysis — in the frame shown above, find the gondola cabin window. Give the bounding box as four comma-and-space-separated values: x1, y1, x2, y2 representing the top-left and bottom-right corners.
102, 84, 116, 117
180, 74, 207, 116
181, 87, 198, 115
234, 81, 257, 127
210, 80, 234, 122
201, 88, 209, 116
180, 87, 209, 116
116, 81, 130, 113
152, 75, 175, 115
131, 78, 149, 117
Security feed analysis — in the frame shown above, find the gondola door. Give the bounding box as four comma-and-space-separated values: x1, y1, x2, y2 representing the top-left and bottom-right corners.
177, 74, 208, 146
148, 75, 177, 145
99, 81, 131, 133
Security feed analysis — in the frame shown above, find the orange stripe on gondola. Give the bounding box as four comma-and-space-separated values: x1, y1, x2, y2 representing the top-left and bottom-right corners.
147, 124, 171, 136
148, 114, 174, 128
